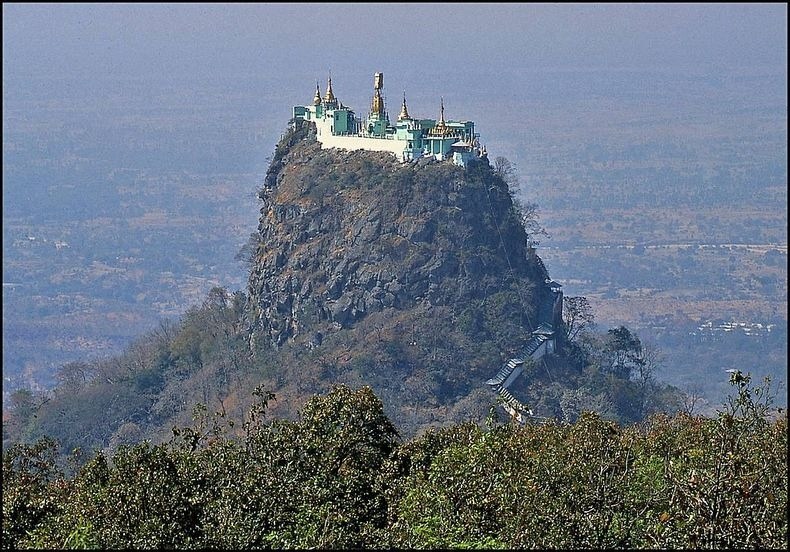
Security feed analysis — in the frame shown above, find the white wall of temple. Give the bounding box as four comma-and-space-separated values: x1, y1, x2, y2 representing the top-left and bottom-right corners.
319, 133, 409, 157
315, 117, 409, 158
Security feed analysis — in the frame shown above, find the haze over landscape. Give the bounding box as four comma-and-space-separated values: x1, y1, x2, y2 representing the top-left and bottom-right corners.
3, 2, 787, 411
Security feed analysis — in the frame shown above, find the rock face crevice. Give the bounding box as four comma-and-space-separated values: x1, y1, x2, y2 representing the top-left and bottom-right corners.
246, 125, 552, 350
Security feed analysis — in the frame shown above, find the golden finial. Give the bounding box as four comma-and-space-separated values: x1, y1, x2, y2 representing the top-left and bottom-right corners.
323, 75, 336, 104
398, 91, 410, 121
313, 81, 321, 105
432, 96, 449, 135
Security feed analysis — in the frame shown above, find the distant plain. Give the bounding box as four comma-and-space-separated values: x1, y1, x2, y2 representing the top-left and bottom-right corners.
3, 67, 786, 409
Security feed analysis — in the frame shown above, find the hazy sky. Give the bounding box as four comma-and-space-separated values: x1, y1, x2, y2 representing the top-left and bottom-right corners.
3, 3, 787, 82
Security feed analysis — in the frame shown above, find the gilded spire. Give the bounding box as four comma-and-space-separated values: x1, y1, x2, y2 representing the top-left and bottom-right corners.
371, 89, 384, 115
323, 76, 336, 104
432, 96, 449, 135
398, 91, 410, 121
313, 81, 321, 105
370, 72, 385, 116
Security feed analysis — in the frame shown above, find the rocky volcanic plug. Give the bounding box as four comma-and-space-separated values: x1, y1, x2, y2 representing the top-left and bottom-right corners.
244, 123, 558, 431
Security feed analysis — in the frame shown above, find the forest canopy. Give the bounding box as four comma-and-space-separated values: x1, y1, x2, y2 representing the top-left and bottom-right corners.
2, 373, 786, 550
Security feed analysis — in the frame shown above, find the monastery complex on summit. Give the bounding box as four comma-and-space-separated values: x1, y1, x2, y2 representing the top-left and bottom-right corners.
293, 73, 561, 424
293, 72, 487, 166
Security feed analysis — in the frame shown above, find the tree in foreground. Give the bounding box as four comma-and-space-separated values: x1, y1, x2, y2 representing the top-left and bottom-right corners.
2, 375, 786, 549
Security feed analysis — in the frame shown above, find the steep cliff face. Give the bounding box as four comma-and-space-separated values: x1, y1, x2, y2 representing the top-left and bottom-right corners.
245, 124, 557, 431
